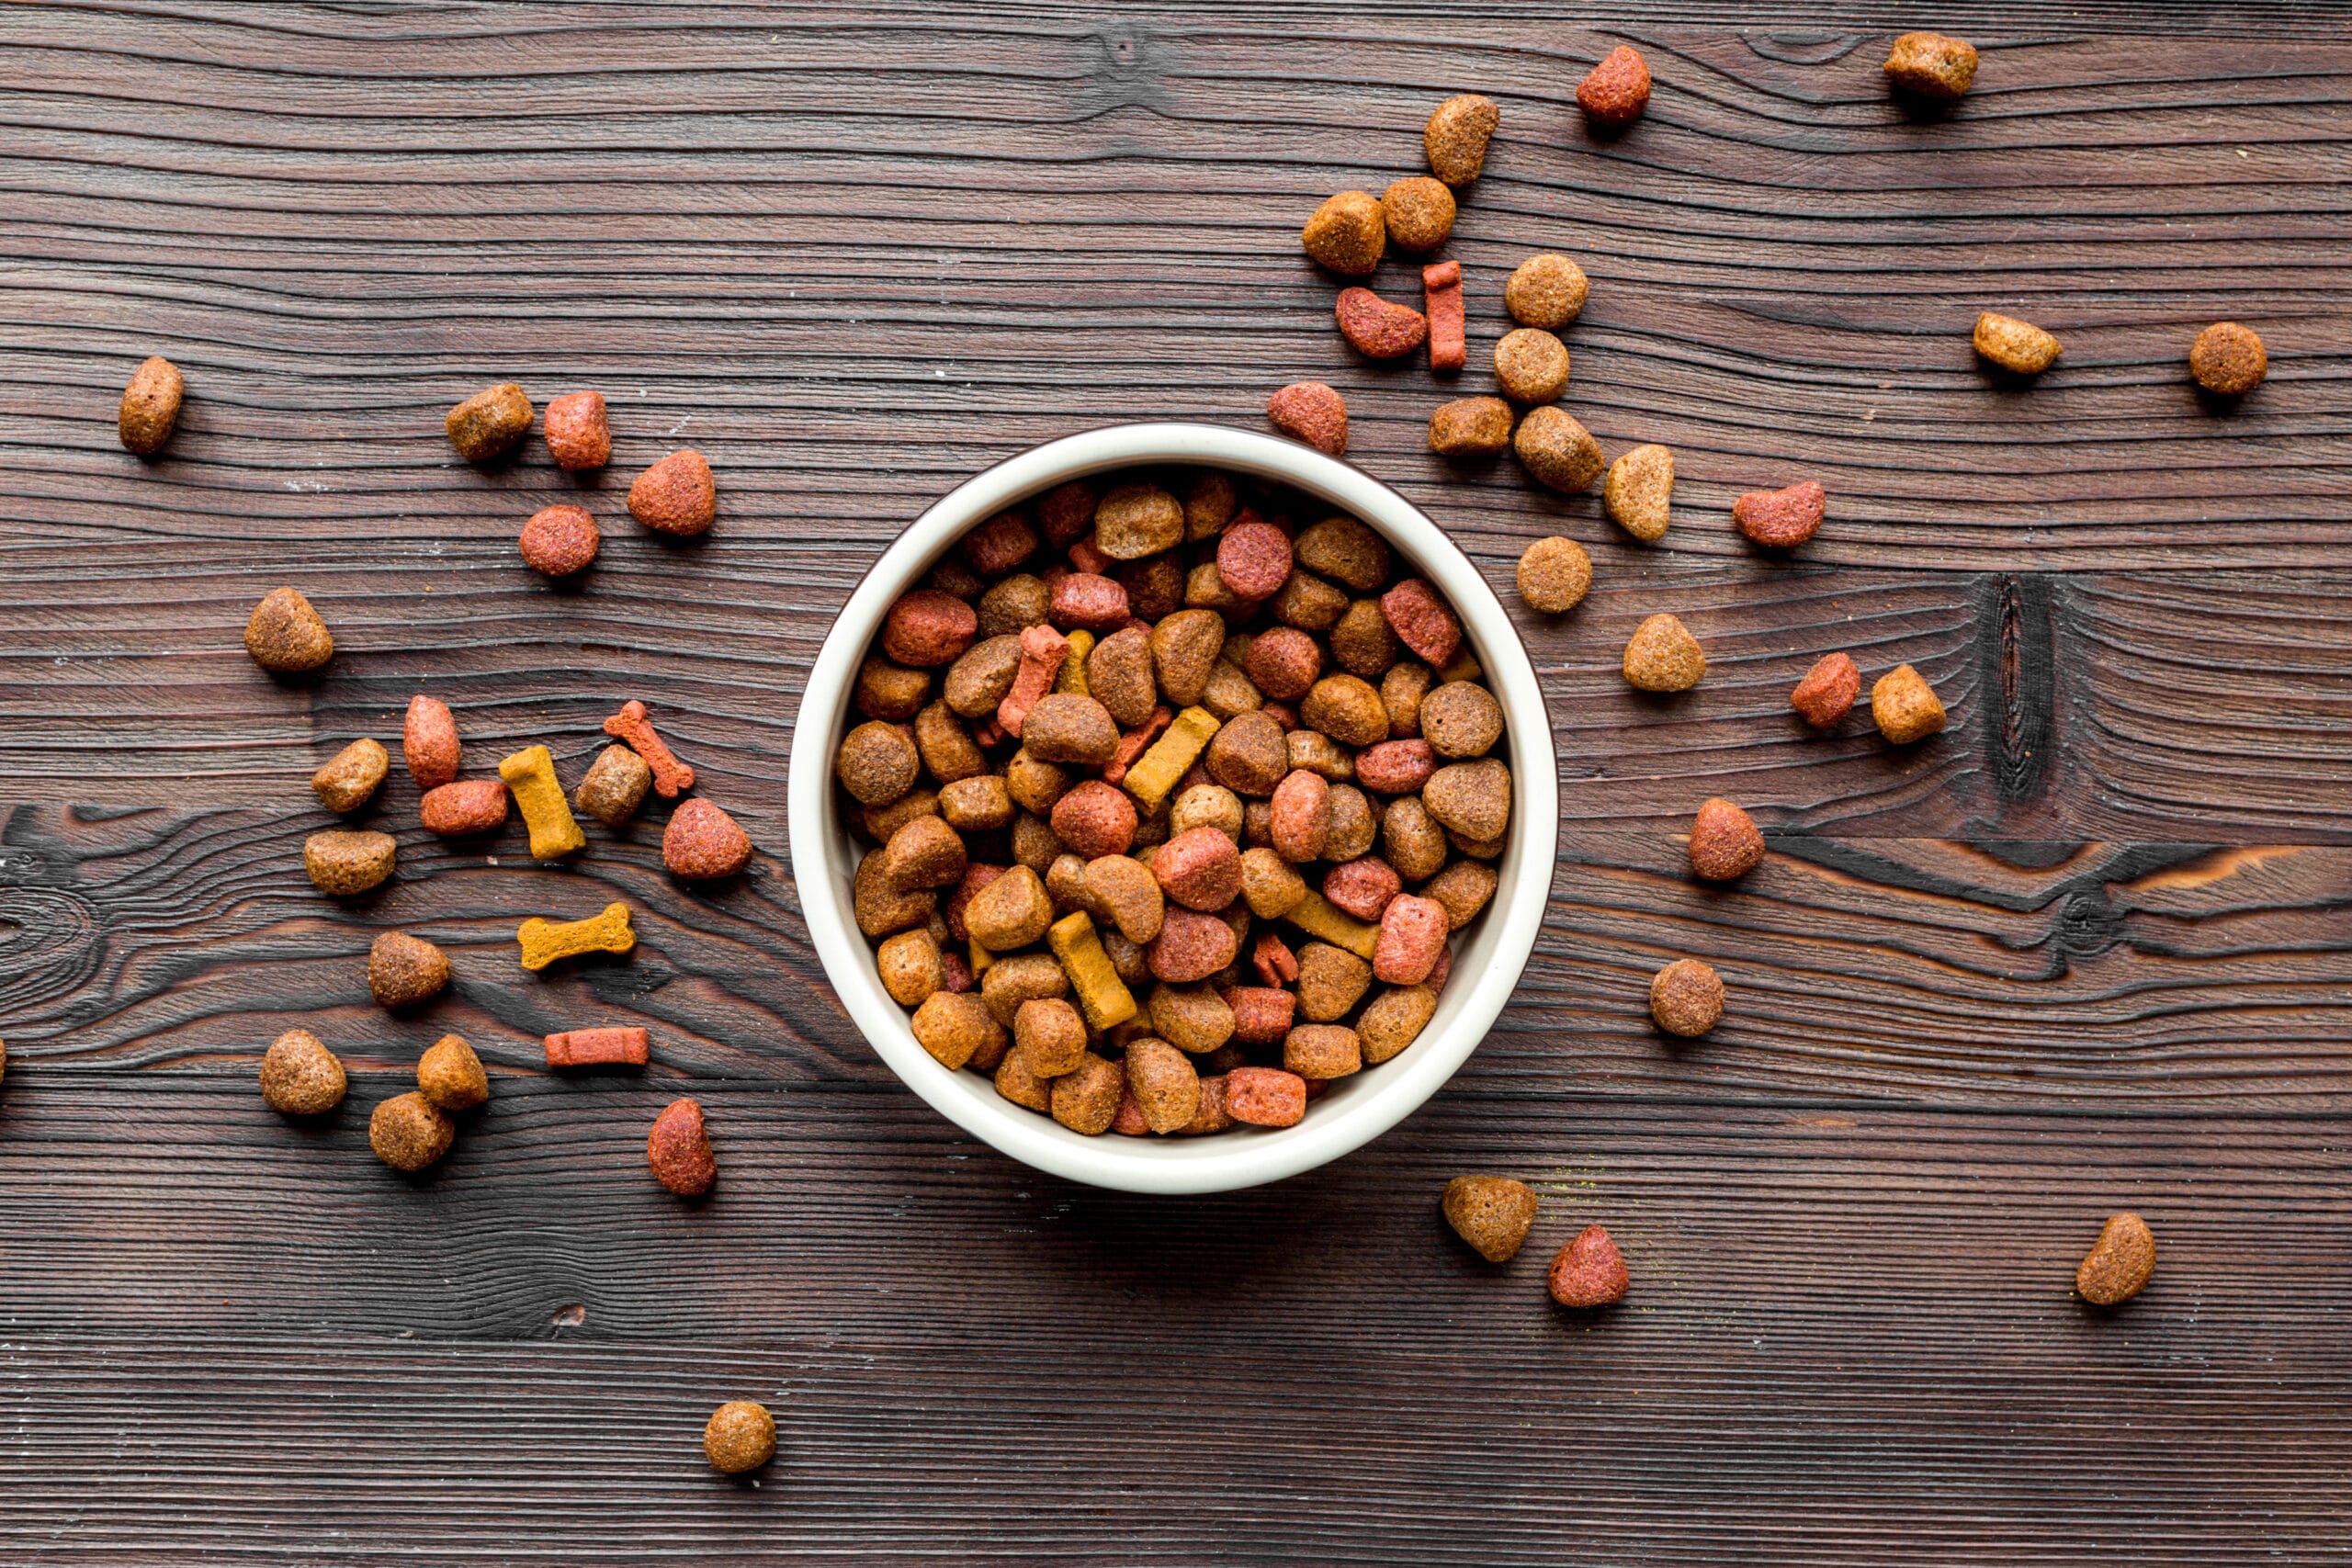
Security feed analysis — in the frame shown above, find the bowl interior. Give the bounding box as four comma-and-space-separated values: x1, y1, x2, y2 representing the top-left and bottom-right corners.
786, 423, 1557, 1193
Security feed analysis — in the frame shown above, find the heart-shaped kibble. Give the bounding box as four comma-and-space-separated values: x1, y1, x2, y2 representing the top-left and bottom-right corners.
2075, 1213, 2156, 1305
1547, 1223, 1630, 1308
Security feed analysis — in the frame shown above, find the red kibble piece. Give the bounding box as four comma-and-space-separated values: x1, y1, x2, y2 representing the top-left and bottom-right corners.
1048, 571, 1131, 633
1372, 894, 1449, 986
545, 1026, 650, 1068
1224, 986, 1296, 1045
1101, 705, 1172, 786
1323, 857, 1401, 921
662, 797, 752, 881
1111, 1089, 1152, 1136
1548, 1224, 1630, 1307
419, 779, 509, 837
1335, 288, 1429, 360
602, 699, 695, 797
647, 1097, 717, 1197
1050, 779, 1138, 860
1067, 536, 1114, 577
1424, 260, 1466, 372
1733, 480, 1826, 548
1216, 521, 1294, 602
882, 589, 979, 666
542, 390, 611, 471
1267, 382, 1348, 457
1379, 579, 1462, 669
961, 511, 1038, 576
1245, 626, 1324, 703
997, 623, 1072, 739
1689, 797, 1766, 882
1577, 45, 1652, 129
1355, 739, 1436, 795
940, 949, 975, 993
519, 504, 600, 577
402, 695, 459, 790
628, 449, 716, 536
1790, 651, 1860, 728
1253, 929, 1300, 987
1226, 1066, 1308, 1128
1154, 827, 1244, 912
944, 863, 1004, 942
1148, 906, 1240, 984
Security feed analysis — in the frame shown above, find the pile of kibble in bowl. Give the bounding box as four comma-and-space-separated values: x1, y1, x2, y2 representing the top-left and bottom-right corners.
834, 468, 1510, 1137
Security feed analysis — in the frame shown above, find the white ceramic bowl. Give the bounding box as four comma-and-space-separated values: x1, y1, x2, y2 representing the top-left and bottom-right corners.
787, 423, 1556, 1193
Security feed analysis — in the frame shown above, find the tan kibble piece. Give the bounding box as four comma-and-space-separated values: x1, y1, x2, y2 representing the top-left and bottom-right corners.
1516, 537, 1591, 614
1381, 176, 1457, 252
2075, 1213, 2156, 1306
304, 830, 396, 896
962, 863, 1055, 951
912, 989, 1001, 1070
1125, 1036, 1203, 1134
704, 1401, 777, 1473
368, 931, 449, 1009
244, 587, 334, 673
1283, 1022, 1362, 1079
445, 382, 534, 461
1015, 998, 1090, 1078
1301, 190, 1385, 275
1050, 1050, 1127, 1134
1650, 958, 1724, 1038
575, 744, 653, 825
1422, 759, 1510, 842
1442, 1176, 1538, 1262
1424, 94, 1500, 186
1871, 663, 1948, 744
1623, 614, 1705, 693
119, 355, 185, 455
1148, 984, 1235, 1055
1974, 313, 2062, 375
311, 738, 390, 814
1513, 406, 1605, 492
878, 928, 946, 1007
1884, 31, 1978, 99
836, 720, 921, 807
1493, 329, 1570, 404
1689, 798, 1766, 881
260, 1029, 345, 1116
1419, 682, 1502, 761
1429, 397, 1515, 457
417, 1032, 489, 1111
1603, 444, 1674, 542
1504, 255, 1589, 330
1359, 984, 1438, 1065
1422, 860, 1498, 930
2190, 321, 2267, 396
1093, 482, 1184, 559
1294, 517, 1390, 593
368, 1091, 454, 1172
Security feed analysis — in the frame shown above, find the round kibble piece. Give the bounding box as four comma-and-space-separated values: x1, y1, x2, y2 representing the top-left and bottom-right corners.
1423, 94, 1499, 186
244, 587, 334, 673
1205, 709, 1289, 796
311, 738, 390, 814
1266, 382, 1348, 457
1513, 407, 1605, 492
1871, 663, 1948, 744
1382, 662, 1432, 737
877, 928, 945, 1007
1383, 796, 1448, 882
1359, 983, 1437, 1064
1284, 1023, 1362, 1079
1226, 1066, 1307, 1127
445, 383, 532, 461
987, 573, 1057, 636
260, 1028, 345, 1116
403, 696, 459, 789
1302, 674, 1388, 749
1050, 780, 1136, 859
1548, 1224, 1630, 1307
704, 1401, 776, 1474
519, 504, 599, 576
1603, 444, 1674, 542
304, 830, 396, 896
417, 1032, 488, 1111
1505, 254, 1589, 330
1419, 682, 1502, 759
2075, 1213, 2156, 1305
1790, 652, 1860, 729
1301, 190, 1385, 275
1246, 626, 1324, 702
882, 814, 966, 892
1429, 397, 1514, 457
628, 449, 716, 536
1884, 31, 1978, 98
1358, 739, 1434, 796
1217, 521, 1293, 602
1689, 798, 1765, 881
368, 1091, 454, 1172
1516, 536, 1591, 613
647, 1097, 717, 1196
1623, 614, 1705, 693
883, 590, 978, 667
1493, 329, 1570, 404
1974, 313, 2062, 375
1650, 958, 1724, 1038
1154, 827, 1243, 912
1151, 610, 1227, 706
1184, 471, 1235, 539
2190, 321, 2267, 395
1421, 860, 1497, 930
837, 721, 920, 807
1442, 1176, 1538, 1263
664, 798, 753, 880
944, 637, 1023, 718
542, 389, 610, 469
119, 355, 184, 455
856, 660, 929, 722
368, 931, 449, 1009
576, 744, 654, 825
1381, 176, 1456, 252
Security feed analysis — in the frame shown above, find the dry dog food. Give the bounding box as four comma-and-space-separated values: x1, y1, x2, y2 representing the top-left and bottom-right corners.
417, 1032, 488, 1111
520, 504, 599, 577
420, 779, 509, 837
304, 829, 395, 896
1513, 407, 1604, 492
1382, 177, 1456, 252
665, 798, 753, 880
544, 1026, 650, 1068
541, 389, 611, 470
2190, 321, 2267, 395
648, 1097, 717, 1196
1603, 444, 1673, 542
1430, 396, 1512, 457
1974, 313, 2062, 374
2075, 1213, 2155, 1305
1266, 382, 1349, 457
1442, 1176, 1537, 1262
368, 931, 450, 1007
518, 902, 636, 971
1423, 260, 1466, 373
1301, 191, 1385, 275
576, 744, 654, 824
1623, 614, 1705, 693
1733, 480, 1825, 547
312, 738, 389, 814
1423, 94, 1499, 186
403, 696, 460, 788
1547, 1223, 1629, 1306
119, 355, 184, 455
260, 1028, 345, 1115
1884, 31, 1977, 99
1577, 45, 1651, 128
446, 383, 533, 461
704, 1401, 776, 1474
1515, 537, 1591, 614
604, 699, 696, 797
1494, 329, 1570, 404
369, 1091, 455, 1172
1871, 663, 1947, 743
245, 588, 334, 673
1505, 255, 1589, 330
498, 744, 587, 860
1689, 798, 1764, 881
1649, 958, 1724, 1037
842, 467, 1512, 1136
628, 449, 716, 535
1337, 288, 1428, 360
1790, 651, 1860, 728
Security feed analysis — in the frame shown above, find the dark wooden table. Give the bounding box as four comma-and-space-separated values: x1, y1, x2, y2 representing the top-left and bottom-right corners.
4, 3, 2347, 1561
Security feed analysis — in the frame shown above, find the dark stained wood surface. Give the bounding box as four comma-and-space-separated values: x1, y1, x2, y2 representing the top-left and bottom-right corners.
1, 4, 2348, 1562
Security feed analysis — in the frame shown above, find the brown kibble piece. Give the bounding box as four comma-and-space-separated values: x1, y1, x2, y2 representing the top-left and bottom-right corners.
946, 635, 1025, 718
1419, 682, 1501, 760
644, 1096, 717, 1197
1421, 759, 1510, 842
1336, 287, 1429, 361
1359, 983, 1437, 1064
369, 1091, 455, 1173
542, 389, 611, 469
1295, 517, 1389, 593
1382, 176, 1457, 251
1577, 45, 1651, 128
1300, 190, 1385, 275
1284, 1022, 1362, 1079
1603, 444, 1674, 542
963, 511, 1039, 576
1871, 663, 1948, 744
1505, 255, 1589, 330
1513, 406, 1605, 492
1790, 652, 1860, 729
1493, 329, 1570, 404
1266, 382, 1348, 457
914, 989, 1003, 1069
985, 572, 1056, 636
1151, 610, 1227, 707
244, 588, 334, 673
576, 744, 654, 825
1423, 94, 1499, 186
1623, 614, 1705, 693
1884, 31, 1978, 99
1094, 482, 1185, 560
260, 1029, 345, 1116
628, 449, 716, 536
1974, 313, 2062, 375
1050, 1051, 1127, 1135
119, 355, 184, 455
836, 720, 920, 807
368, 931, 449, 1009
519, 504, 599, 577
1183, 471, 1236, 540
1019, 694, 1119, 766
445, 382, 532, 461
2075, 1213, 2156, 1305
664, 797, 753, 880
1301, 674, 1388, 748
878, 927, 946, 1007
1421, 860, 1498, 930
1733, 480, 1826, 548
1294, 943, 1372, 1022
2190, 321, 2267, 396
304, 830, 395, 896
964, 863, 1056, 951
1650, 958, 1724, 1037
1689, 798, 1766, 881
312, 738, 390, 814
704, 1402, 775, 1473
1430, 397, 1514, 457
1516, 537, 1590, 614
1125, 1036, 1203, 1134
1548, 1224, 1630, 1307
417, 1032, 488, 1111
1442, 1176, 1538, 1263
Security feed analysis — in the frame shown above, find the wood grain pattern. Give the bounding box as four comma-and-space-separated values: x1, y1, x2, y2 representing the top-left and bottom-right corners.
1, 3, 2347, 1562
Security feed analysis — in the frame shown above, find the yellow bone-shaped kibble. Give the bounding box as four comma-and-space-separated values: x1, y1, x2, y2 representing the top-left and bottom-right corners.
1283, 888, 1380, 961
1046, 909, 1136, 1031
1054, 629, 1095, 696
517, 901, 636, 972
497, 743, 586, 860
1120, 705, 1221, 815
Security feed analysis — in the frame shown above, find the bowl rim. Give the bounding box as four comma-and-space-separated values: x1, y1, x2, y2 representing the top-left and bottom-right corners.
786, 421, 1557, 1193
